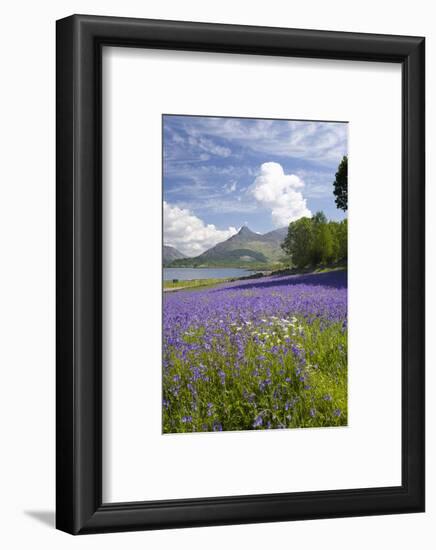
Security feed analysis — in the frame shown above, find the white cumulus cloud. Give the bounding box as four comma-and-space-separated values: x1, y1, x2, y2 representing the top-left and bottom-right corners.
249, 162, 312, 227
163, 201, 237, 256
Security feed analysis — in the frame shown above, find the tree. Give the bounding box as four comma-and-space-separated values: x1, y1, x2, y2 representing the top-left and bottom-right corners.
333, 155, 348, 211
328, 221, 340, 261
282, 212, 347, 269
311, 211, 333, 265
336, 218, 348, 260
281, 217, 314, 269
312, 222, 334, 265
312, 211, 327, 225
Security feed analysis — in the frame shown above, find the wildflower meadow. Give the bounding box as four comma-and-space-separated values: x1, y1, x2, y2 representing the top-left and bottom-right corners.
162, 270, 347, 433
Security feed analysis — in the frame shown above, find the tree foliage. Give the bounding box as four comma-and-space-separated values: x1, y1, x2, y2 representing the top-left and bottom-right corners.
333, 155, 348, 211
281, 212, 347, 269
281, 217, 314, 269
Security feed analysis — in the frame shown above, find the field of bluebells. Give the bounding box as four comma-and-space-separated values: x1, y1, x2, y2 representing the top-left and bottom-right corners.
163, 270, 347, 433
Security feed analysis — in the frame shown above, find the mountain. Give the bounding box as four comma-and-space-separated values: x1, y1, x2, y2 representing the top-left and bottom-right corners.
163, 245, 186, 265
262, 226, 289, 243
168, 226, 288, 268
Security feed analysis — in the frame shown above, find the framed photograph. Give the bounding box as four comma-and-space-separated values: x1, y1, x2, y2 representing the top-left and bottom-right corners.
56, 15, 425, 534
161, 113, 348, 435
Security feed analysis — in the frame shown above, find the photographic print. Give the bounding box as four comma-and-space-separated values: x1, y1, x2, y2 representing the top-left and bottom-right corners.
163, 115, 348, 434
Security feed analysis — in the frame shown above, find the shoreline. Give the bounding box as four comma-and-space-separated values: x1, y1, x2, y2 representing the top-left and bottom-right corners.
163, 265, 347, 293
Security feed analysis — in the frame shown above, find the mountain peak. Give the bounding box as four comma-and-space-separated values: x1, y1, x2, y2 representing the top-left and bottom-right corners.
238, 225, 256, 236
163, 244, 186, 265
169, 224, 288, 266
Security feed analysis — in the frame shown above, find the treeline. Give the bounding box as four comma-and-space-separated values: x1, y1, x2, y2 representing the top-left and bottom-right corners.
281, 212, 347, 269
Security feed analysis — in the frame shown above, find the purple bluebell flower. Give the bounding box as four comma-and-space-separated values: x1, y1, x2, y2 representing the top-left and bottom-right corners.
253, 415, 263, 428
218, 370, 226, 385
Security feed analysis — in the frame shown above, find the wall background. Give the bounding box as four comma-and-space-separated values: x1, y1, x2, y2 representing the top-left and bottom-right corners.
0, 1, 432, 548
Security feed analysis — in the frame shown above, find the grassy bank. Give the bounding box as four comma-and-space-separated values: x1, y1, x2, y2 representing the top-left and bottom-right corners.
270, 261, 347, 278
163, 278, 231, 291
163, 265, 347, 293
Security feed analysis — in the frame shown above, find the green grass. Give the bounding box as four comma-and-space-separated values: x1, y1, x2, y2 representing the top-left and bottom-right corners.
163, 316, 347, 433
270, 263, 347, 277
163, 278, 231, 291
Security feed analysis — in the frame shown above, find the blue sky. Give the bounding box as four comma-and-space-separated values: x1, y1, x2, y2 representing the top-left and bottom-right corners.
163, 115, 347, 256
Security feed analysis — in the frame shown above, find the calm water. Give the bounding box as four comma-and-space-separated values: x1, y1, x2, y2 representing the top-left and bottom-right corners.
163, 267, 257, 281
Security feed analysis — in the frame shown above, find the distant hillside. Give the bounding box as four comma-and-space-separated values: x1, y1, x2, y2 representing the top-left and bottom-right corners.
163, 245, 186, 266
262, 226, 288, 242
168, 226, 288, 268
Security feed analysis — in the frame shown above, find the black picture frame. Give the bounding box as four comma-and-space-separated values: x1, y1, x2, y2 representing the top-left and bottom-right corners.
56, 14, 425, 535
